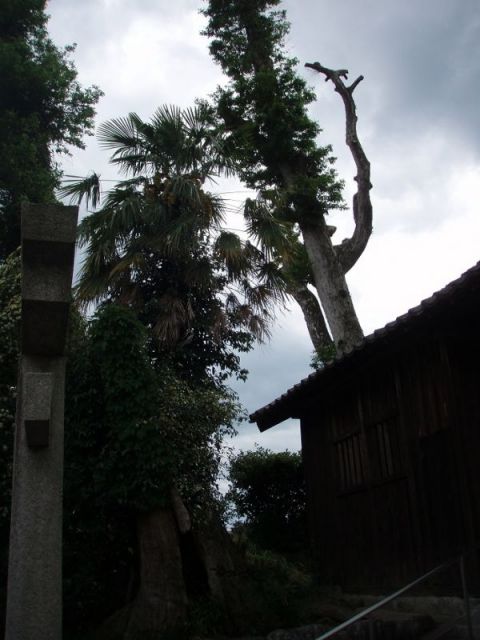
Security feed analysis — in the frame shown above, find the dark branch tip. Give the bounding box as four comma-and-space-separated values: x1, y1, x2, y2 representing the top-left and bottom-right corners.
349, 75, 365, 93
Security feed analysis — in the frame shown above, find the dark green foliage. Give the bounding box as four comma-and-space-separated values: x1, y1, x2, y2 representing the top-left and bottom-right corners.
62, 304, 243, 631
62, 106, 285, 382
185, 545, 313, 637
71, 304, 241, 511
56, 105, 281, 633
0, 0, 102, 594
203, 0, 344, 216
310, 342, 337, 370
203, 0, 354, 358
0, 0, 102, 257
0, 250, 21, 628
0, 250, 20, 502
242, 545, 313, 632
0, 286, 245, 631
228, 447, 307, 553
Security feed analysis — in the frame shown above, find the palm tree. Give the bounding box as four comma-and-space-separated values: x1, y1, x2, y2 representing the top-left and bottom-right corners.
61, 104, 284, 358
60, 104, 287, 637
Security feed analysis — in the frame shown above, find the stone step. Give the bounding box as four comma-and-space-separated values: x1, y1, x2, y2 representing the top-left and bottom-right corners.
432, 625, 480, 640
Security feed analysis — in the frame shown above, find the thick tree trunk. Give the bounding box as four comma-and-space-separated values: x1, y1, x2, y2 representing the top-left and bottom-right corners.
193, 509, 254, 632
288, 281, 333, 354
300, 221, 363, 354
122, 508, 187, 639
98, 498, 258, 639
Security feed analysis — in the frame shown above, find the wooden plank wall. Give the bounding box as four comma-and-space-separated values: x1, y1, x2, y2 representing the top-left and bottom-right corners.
301, 330, 480, 592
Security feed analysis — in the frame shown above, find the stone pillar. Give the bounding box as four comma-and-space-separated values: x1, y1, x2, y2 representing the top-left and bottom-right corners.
5, 204, 78, 640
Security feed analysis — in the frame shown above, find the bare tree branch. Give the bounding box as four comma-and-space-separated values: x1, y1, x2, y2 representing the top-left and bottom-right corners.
305, 61, 373, 274
288, 282, 333, 354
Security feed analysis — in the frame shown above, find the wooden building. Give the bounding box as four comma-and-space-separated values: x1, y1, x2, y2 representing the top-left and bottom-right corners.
251, 263, 480, 591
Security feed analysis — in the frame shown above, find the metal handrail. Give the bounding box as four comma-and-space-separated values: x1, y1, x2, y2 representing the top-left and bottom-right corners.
315, 554, 474, 640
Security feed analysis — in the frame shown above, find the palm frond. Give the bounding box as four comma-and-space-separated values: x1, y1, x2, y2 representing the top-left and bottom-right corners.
229, 303, 271, 342
162, 210, 199, 255
150, 105, 186, 173
184, 258, 214, 291
199, 192, 226, 229
182, 104, 208, 135
102, 191, 145, 240
256, 261, 288, 303
97, 114, 142, 151
244, 283, 272, 310
75, 247, 119, 307
77, 208, 121, 251
247, 312, 271, 342
214, 231, 248, 277
58, 173, 102, 208
244, 197, 291, 259
164, 176, 202, 208
282, 240, 314, 285
225, 292, 240, 314
97, 114, 150, 176
77, 203, 131, 256
242, 241, 271, 272
153, 293, 194, 346
108, 250, 146, 278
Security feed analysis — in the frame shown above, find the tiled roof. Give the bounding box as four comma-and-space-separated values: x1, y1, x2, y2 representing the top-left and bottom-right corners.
250, 260, 480, 431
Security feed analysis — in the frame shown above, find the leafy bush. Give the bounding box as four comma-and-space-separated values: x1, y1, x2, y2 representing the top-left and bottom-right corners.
240, 542, 313, 633
227, 447, 307, 554
62, 304, 243, 631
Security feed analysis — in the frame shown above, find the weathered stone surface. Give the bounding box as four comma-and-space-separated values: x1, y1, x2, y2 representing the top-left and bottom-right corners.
267, 623, 330, 640
6, 357, 67, 640
21, 299, 71, 356
21, 203, 78, 246
6, 204, 78, 640
265, 613, 433, 640
24, 371, 53, 447
20, 204, 77, 357
23, 259, 75, 302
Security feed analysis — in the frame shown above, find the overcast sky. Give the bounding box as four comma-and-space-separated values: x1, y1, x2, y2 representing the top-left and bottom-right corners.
47, 0, 480, 454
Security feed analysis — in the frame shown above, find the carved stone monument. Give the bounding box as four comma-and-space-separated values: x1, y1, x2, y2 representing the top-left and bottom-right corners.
5, 204, 78, 640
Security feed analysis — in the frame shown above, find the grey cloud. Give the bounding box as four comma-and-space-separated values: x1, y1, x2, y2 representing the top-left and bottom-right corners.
289, 0, 480, 150
232, 419, 301, 455
231, 319, 313, 417
284, 0, 480, 235
45, 0, 480, 453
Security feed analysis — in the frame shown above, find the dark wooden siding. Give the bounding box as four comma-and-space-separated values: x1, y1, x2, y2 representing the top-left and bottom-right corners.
301, 330, 480, 592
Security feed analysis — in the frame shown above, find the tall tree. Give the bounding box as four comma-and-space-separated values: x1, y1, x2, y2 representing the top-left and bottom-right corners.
203, 0, 373, 355
61, 104, 281, 360
60, 105, 284, 637
62, 304, 244, 636
0, 0, 102, 258
0, 3, 101, 622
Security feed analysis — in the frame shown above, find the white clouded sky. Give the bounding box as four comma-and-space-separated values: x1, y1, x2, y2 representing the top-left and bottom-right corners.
47, 0, 480, 455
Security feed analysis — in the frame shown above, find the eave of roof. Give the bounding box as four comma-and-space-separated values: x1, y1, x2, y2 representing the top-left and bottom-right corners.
250, 260, 480, 432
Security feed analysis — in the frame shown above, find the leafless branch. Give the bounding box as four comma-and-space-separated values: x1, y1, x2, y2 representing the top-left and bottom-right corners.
305, 61, 373, 274
288, 282, 333, 354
